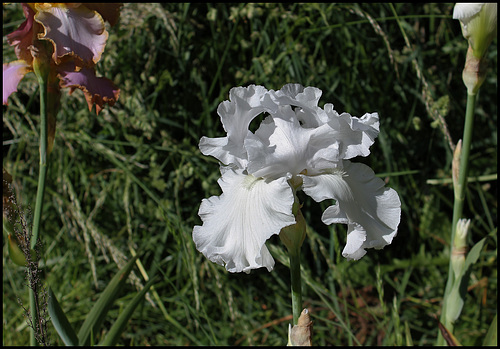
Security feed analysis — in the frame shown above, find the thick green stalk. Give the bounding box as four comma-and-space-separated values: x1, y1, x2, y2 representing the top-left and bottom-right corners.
437, 92, 476, 345
289, 247, 302, 326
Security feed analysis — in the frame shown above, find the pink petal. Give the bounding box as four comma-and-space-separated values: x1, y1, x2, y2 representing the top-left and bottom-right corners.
6, 4, 36, 64
34, 4, 108, 65
3, 61, 32, 105
57, 64, 119, 114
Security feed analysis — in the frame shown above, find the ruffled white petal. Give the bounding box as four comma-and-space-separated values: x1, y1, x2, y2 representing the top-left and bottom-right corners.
192, 168, 295, 273
270, 84, 323, 112
453, 3, 484, 20
301, 160, 401, 260
199, 85, 277, 168
245, 105, 341, 179
323, 104, 380, 159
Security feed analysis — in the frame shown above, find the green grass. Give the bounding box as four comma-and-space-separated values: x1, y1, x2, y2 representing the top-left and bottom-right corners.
3, 3, 497, 346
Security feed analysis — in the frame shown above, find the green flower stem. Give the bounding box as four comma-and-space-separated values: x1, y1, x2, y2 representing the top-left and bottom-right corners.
288, 247, 303, 326
31, 66, 50, 251
438, 92, 476, 345
30, 57, 50, 346
451, 93, 476, 236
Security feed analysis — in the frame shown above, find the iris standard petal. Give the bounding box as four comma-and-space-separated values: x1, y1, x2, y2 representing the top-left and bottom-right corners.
301, 160, 401, 260
3, 61, 32, 105
199, 85, 273, 168
246, 106, 341, 179
193, 168, 295, 273
269, 84, 331, 128
323, 104, 380, 159
271, 84, 323, 111
198, 136, 233, 165
35, 4, 108, 65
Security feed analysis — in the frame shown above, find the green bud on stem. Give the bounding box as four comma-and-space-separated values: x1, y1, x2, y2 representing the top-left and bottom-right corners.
280, 208, 306, 254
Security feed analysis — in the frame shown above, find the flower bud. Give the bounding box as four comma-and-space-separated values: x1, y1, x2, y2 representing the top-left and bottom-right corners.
462, 46, 488, 95
280, 208, 306, 254
452, 140, 462, 197
453, 3, 497, 59
452, 219, 470, 279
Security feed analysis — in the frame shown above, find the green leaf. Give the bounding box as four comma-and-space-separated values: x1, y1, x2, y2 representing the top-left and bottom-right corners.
77, 255, 139, 346
446, 237, 488, 323
99, 277, 157, 346
457, 236, 488, 304
47, 286, 79, 346
462, 237, 487, 272
483, 313, 497, 346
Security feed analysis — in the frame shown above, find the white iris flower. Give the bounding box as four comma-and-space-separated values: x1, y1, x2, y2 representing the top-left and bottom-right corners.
193, 84, 401, 273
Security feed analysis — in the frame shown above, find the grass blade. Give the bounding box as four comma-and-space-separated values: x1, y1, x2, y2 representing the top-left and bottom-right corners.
99, 277, 157, 346
77, 255, 139, 346
483, 313, 497, 346
47, 286, 79, 346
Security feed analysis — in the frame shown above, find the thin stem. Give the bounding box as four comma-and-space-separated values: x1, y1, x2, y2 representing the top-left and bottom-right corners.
289, 248, 303, 326
30, 58, 50, 346
31, 82, 48, 251
452, 93, 476, 238
437, 92, 476, 345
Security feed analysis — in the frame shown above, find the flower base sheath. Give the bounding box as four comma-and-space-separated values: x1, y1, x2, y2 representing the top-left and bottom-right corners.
193, 84, 401, 273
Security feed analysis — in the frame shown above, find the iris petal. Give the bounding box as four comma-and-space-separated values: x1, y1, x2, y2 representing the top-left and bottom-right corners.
6, 4, 36, 64
271, 84, 324, 113
35, 4, 108, 65
3, 61, 31, 105
453, 3, 484, 21
57, 63, 119, 115
246, 106, 340, 179
200, 85, 272, 168
193, 168, 295, 273
322, 105, 380, 159
301, 160, 401, 260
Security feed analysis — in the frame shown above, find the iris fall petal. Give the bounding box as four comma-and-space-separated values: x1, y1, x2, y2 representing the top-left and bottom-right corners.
58, 64, 119, 114
193, 168, 295, 273
301, 160, 401, 260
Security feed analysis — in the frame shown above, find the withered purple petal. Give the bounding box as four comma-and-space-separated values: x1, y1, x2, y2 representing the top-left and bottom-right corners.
6, 4, 36, 64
